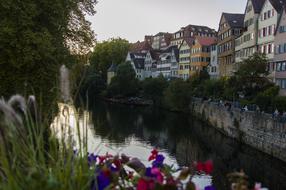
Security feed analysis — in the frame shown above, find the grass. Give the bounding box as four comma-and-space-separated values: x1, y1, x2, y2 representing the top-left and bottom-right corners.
0, 95, 94, 190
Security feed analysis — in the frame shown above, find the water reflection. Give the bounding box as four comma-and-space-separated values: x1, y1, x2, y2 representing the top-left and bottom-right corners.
53, 100, 286, 190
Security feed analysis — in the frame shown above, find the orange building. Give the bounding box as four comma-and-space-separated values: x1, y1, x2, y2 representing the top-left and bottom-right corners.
190, 36, 217, 76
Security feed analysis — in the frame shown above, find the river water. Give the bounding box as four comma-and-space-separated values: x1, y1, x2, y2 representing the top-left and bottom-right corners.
52, 100, 286, 190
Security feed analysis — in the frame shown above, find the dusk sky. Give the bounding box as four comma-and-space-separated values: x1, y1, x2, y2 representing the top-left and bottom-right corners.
88, 0, 247, 43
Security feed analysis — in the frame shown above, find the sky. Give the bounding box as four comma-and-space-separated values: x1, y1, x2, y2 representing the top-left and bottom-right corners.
88, 0, 247, 43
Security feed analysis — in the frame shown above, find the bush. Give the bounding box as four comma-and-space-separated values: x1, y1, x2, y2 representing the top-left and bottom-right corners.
142, 76, 168, 106
273, 96, 286, 113
163, 79, 192, 112
107, 62, 139, 97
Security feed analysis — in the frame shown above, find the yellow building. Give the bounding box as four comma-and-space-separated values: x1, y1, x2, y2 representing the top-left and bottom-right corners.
190, 36, 217, 76
178, 38, 193, 80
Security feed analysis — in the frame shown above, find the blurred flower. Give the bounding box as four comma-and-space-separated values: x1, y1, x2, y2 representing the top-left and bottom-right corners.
88, 153, 97, 167
148, 149, 158, 161
152, 154, 165, 168
205, 185, 216, 190
95, 171, 111, 190
195, 160, 213, 175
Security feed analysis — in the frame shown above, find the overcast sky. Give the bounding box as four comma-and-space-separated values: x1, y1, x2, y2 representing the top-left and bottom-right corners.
88, 0, 247, 43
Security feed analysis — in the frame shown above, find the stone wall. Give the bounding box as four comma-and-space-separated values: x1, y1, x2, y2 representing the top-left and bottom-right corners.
191, 99, 286, 162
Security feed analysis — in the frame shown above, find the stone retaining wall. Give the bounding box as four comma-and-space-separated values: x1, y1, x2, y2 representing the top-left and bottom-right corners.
191, 99, 286, 162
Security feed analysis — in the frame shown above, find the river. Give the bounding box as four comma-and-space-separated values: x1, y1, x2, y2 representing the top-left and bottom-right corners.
52, 100, 286, 190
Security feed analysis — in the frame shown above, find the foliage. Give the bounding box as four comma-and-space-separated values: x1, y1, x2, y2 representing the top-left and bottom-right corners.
107, 62, 139, 97
254, 86, 279, 112
90, 38, 130, 81
202, 79, 225, 99
230, 53, 274, 99
188, 70, 210, 97
0, 0, 96, 114
0, 95, 93, 190
142, 76, 168, 106
163, 79, 192, 112
273, 96, 286, 113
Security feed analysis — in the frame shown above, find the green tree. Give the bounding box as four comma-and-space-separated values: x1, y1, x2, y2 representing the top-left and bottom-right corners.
163, 79, 192, 112
107, 62, 139, 97
90, 38, 130, 81
142, 76, 168, 106
0, 0, 96, 114
231, 53, 274, 99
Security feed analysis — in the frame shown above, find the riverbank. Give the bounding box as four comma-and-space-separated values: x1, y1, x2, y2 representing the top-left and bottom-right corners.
191, 98, 286, 162
102, 97, 153, 106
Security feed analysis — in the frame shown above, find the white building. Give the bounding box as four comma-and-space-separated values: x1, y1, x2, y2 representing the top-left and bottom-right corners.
126, 52, 146, 81
235, 0, 266, 63
156, 46, 179, 79
208, 44, 219, 79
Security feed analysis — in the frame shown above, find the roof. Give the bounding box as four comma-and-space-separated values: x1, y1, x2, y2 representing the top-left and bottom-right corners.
129, 52, 146, 59
107, 63, 117, 72
269, 0, 286, 12
179, 38, 194, 49
154, 32, 172, 37
130, 41, 152, 53
195, 36, 217, 46
133, 59, 145, 69
149, 50, 161, 61
251, 0, 266, 13
222, 13, 245, 28
275, 4, 286, 34
176, 24, 217, 34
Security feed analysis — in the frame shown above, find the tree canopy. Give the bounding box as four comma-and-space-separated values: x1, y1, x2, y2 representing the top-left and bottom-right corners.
89, 38, 130, 80
0, 0, 96, 111
107, 62, 139, 97
230, 53, 274, 99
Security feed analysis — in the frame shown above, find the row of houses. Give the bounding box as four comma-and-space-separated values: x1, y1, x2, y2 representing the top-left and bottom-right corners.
108, 0, 286, 94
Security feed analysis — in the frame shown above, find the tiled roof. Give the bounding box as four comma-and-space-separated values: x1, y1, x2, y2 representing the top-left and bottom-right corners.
269, 0, 286, 12
149, 50, 161, 61
133, 59, 145, 69
184, 37, 195, 47
222, 13, 245, 28
107, 63, 117, 72
130, 41, 152, 53
251, 0, 266, 13
177, 24, 217, 34
195, 36, 217, 46
154, 32, 172, 37
130, 52, 146, 59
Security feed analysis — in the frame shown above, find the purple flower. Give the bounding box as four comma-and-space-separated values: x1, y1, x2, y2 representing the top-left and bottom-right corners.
205, 185, 216, 190
93, 172, 110, 190
152, 154, 165, 168
88, 153, 97, 167
145, 167, 156, 178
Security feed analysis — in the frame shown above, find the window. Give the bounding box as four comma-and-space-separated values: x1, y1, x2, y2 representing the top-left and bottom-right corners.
267, 10, 271, 18
280, 26, 286, 33
268, 25, 272, 35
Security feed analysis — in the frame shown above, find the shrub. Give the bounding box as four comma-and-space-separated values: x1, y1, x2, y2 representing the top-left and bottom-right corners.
273, 96, 286, 112
163, 79, 192, 112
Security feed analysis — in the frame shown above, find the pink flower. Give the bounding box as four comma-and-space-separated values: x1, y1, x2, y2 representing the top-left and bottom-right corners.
151, 168, 163, 184
254, 183, 262, 190
137, 178, 155, 190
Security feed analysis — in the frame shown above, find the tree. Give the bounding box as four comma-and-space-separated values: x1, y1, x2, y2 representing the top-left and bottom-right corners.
107, 62, 139, 97
142, 76, 168, 106
90, 38, 130, 81
0, 0, 96, 114
230, 53, 274, 99
163, 79, 192, 112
